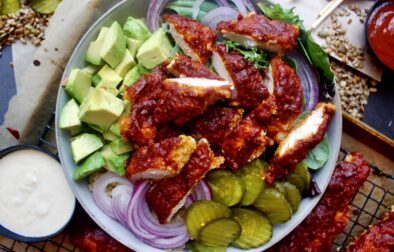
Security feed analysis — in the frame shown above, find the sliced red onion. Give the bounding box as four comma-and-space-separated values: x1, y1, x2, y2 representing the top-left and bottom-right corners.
140, 232, 190, 250
244, 0, 256, 12
147, 0, 169, 32
286, 50, 319, 111
192, 0, 204, 19
112, 185, 133, 226
230, 0, 247, 16
184, 195, 194, 208
214, 0, 230, 7
92, 172, 133, 219
193, 180, 212, 201
203, 7, 239, 30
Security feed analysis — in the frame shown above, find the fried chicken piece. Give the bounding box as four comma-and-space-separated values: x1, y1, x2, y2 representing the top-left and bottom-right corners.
123, 64, 168, 104
155, 123, 183, 142
217, 13, 299, 55
212, 43, 269, 110
219, 117, 272, 170
125, 135, 196, 181
163, 14, 216, 64
153, 78, 232, 126
266, 58, 303, 142
167, 54, 223, 80
265, 102, 336, 184
269, 152, 371, 252
146, 139, 224, 223
247, 97, 277, 125
344, 208, 394, 252
188, 106, 244, 146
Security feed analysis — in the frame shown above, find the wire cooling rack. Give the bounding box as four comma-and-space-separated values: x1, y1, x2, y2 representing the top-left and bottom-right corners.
0, 113, 393, 252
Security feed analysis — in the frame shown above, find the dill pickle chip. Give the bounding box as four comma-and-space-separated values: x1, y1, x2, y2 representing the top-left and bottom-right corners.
31, 0, 61, 14
198, 218, 241, 247
285, 173, 306, 193
236, 159, 265, 206
281, 182, 301, 212
295, 162, 311, 189
207, 169, 245, 206
231, 208, 272, 249
187, 241, 226, 252
254, 188, 292, 224
0, 0, 20, 15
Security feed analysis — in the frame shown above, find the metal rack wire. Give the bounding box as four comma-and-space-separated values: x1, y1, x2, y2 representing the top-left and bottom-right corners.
0, 114, 393, 252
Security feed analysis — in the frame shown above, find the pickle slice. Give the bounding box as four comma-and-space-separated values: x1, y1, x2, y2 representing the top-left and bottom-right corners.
185, 200, 231, 240
31, 0, 61, 14
187, 241, 226, 252
285, 173, 305, 193
231, 208, 272, 249
254, 188, 292, 224
236, 159, 265, 206
0, 0, 20, 15
295, 162, 311, 190
207, 169, 245, 206
198, 218, 241, 247
282, 182, 301, 212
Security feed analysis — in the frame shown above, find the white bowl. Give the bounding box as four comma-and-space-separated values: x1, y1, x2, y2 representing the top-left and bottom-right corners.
55, 1, 342, 251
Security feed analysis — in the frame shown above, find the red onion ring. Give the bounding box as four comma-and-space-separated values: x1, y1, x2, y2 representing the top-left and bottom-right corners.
140, 232, 190, 250
214, 0, 230, 7
192, 180, 212, 201
203, 7, 239, 30
230, 0, 247, 16
92, 172, 133, 219
244, 0, 256, 12
112, 185, 133, 226
147, 0, 169, 31
184, 195, 194, 208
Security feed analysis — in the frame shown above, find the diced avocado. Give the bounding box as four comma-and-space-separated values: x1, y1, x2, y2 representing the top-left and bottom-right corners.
59, 99, 81, 133
127, 38, 144, 57
79, 88, 125, 130
64, 68, 92, 103
72, 152, 105, 180
136, 28, 172, 69
123, 66, 141, 87
109, 121, 120, 136
109, 101, 130, 136
123, 17, 151, 41
100, 21, 127, 68
70, 133, 103, 163
103, 131, 119, 141
83, 64, 100, 75
93, 65, 122, 95
115, 50, 136, 78
86, 27, 109, 66
100, 145, 129, 176
110, 138, 134, 155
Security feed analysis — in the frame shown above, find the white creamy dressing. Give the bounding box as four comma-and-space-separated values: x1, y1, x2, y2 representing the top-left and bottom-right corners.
0, 149, 75, 237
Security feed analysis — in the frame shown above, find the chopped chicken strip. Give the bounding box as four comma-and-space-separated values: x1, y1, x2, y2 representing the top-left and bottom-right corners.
217, 13, 299, 55
344, 208, 394, 252
146, 139, 224, 223
153, 78, 232, 126
164, 14, 216, 64
266, 58, 303, 142
219, 117, 273, 170
167, 54, 223, 80
265, 102, 336, 184
188, 106, 244, 147
155, 123, 183, 142
248, 97, 277, 125
212, 43, 269, 110
270, 152, 370, 252
126, 135, 196, 181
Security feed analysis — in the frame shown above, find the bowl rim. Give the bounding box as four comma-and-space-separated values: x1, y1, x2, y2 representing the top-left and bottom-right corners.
0, 144, 76, 243
55, 0, 342, 250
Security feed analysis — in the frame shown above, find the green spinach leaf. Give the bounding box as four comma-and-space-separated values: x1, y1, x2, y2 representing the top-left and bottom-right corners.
257, 3, 305, 32
303, 134, 330, 170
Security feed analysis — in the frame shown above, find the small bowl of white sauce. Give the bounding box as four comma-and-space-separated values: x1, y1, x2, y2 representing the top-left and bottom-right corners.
0, 145, 76, 242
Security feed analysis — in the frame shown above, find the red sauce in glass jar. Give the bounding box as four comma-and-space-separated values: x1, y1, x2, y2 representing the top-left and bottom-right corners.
367, 1, 394, 69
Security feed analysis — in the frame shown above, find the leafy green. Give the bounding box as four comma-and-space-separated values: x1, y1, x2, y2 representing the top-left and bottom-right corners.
224, 40, 269, 69
303, 134, 330, 170
305, 31, 334, 82
257, 3, 305, 32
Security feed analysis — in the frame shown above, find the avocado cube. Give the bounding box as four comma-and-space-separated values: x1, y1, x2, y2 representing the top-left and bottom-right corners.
127, 38, 144, 57
71, 133, 103, 163
110, 138, 134, 155
136, 28, 172, 69
86, 27, 109, 66
72, 152, 105, 180
79, 88, 125, 131
64, 68, 92, 104
103, 131, 119, 141
109, 121, 121, 136
83, 64, 100, 75
100, 21, 127, 68
94, 65, 122, 95
101, 145, 129, 176
59, 99, 81, 133
123, 17, 151, 41
115, 50, 136, 78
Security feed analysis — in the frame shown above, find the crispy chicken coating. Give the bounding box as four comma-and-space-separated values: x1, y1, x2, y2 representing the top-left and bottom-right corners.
146, 139, 224, 224
217, 13, 299, 55
188, 106, 244, 146
269, 152, 371, 252
164, 14, 216, 64
155, 123, 183, 142
167, 54, 223, 80
125, 135, 196, 181
153, 78, 232, 126
212, 43, 269, 110
265, 102, 336, 184
266, 58, 303, 142
344, 208, 394, 252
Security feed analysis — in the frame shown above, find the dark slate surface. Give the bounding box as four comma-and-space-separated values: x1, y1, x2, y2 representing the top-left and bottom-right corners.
0, 45, 16, 125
